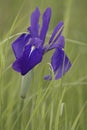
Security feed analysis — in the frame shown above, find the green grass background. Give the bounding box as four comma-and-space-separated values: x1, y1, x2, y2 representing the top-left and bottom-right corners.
0, 0, 87, 130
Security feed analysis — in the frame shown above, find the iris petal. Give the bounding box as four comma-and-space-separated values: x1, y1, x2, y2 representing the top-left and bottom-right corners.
30, 38, 43, 48
12, 44, 43, 75
44, 75, 52, 80
40, 8, 51, 44
51, 48, 71, 80
47, 36, 65, 52
28, 7, 40, 37
49, 21, 64, 44
12, 33, 31, 59
58, 36, 65, 48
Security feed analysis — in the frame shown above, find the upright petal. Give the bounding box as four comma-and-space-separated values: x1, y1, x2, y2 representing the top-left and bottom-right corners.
58, 36, 65, 48
46, 36, 65, 52
40, 8, 51, 44
12, 33, 31, 59
12, 44, 43, 75
51, 48, 71, 80
28, 7, 40, 37
49, 21, 64, 44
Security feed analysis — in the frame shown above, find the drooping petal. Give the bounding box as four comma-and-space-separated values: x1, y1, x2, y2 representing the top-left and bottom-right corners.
12, 44, 43, 75
49, 21, 64, 44
12, 33, 31, 59
51, 48, 71, 80
40, 8, 51, 44
12, 43, 32, 73
44, 75, 52, 80
28, 7, 40, 37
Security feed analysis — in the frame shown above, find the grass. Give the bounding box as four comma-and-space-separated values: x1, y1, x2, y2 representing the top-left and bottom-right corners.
0, 0, 87, 130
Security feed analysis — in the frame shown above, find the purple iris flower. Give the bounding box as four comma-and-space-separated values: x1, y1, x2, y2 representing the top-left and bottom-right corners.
12, 7, 71, 80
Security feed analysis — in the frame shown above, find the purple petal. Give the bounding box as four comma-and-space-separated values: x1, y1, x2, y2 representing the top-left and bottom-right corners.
49, 21, 64, 44
30, 38, 43, 48
47, 36, 65, 51
12, 44, 32, 73
40, 8, 51, 44
28, 7, 40, 37
12, 44, 43, 75
44, 75, 52, 80
12, 33, 31, 59
51, 48, 71, 80
58, 36, 65, 48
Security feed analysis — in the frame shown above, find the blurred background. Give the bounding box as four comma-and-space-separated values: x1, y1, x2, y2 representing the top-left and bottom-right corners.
0, 0, 87, 130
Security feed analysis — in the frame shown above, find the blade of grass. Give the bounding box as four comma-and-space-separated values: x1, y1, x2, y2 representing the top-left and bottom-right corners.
54, 88, 66, 130
49, 102, 54, 130
0, 32, 27, 46
66, 38, 87, 47
25, 80, 55, 130
71, 102, 87, 130
63, 0, 73, 37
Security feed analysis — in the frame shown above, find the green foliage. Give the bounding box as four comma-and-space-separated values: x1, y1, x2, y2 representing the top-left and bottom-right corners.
0, 0, 87, 130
